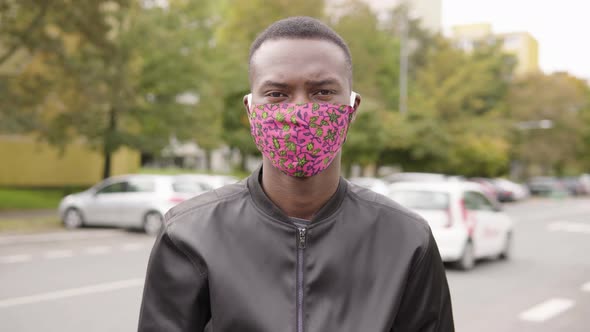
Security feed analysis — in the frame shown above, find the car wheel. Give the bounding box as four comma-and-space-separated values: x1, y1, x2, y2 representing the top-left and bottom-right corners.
455, 241, 475, 271
63, 208, 84, 229
499, 232, 512, 260
143, 211, 163, 236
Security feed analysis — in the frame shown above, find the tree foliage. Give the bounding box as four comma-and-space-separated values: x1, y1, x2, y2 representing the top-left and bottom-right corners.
507, 72, 590, 176
2, 0, 589, 178
1, 0, 222, 178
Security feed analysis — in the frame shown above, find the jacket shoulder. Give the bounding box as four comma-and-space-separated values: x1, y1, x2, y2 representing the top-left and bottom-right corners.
164, 180, 248, 223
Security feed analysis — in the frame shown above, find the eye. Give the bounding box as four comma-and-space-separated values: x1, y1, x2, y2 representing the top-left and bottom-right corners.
265, 92, 288, 98
315, 90, 334, 96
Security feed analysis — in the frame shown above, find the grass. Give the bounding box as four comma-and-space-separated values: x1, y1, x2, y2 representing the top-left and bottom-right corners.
0, 217, 62, 233
0, 188, 65, 211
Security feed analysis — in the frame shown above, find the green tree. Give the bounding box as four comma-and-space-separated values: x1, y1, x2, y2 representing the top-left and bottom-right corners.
330, 0, 399, 174
0, 0, 118, 133
1, 0, 222, 178
507, 72, 589, 176
130, 0, 223, 162
379, 37, 515, 176
578, 84, 590, 171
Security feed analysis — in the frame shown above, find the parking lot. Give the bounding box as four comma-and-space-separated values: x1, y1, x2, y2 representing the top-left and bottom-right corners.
0, 197, 589, 332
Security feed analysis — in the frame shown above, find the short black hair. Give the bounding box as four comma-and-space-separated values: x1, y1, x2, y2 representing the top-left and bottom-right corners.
249, 16, 352, 75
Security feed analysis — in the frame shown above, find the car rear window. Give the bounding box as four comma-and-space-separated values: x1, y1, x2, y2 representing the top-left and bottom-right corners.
389, 190, 450, 210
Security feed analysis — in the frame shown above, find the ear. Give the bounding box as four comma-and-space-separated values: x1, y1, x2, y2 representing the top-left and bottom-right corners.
243, 93, 252, 112
350, 91, 361, 122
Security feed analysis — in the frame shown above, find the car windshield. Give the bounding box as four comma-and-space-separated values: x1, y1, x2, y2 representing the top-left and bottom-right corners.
389, 190, 450, 210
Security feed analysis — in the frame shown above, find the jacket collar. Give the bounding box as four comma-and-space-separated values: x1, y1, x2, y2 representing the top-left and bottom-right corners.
247, 166, 348, 224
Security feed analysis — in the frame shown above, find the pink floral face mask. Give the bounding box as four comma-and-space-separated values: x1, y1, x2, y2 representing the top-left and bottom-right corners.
246, 92, 357, 178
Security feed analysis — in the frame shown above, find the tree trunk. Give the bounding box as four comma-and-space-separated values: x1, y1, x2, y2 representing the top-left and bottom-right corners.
102, 146, 112, 180
102, 107, 117, 179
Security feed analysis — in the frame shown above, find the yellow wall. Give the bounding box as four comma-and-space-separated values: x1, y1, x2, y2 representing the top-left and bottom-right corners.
452, 24, 540, 77
525, 34, 539, 73
500, 32, 540, 76
0, 135, 140, 187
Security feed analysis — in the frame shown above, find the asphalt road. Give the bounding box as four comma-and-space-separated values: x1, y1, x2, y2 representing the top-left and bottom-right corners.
0, 197, 588, 332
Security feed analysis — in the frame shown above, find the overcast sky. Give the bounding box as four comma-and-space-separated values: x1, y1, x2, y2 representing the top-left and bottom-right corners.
442, 0, 590, 80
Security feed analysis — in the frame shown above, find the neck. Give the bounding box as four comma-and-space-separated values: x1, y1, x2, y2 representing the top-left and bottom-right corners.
260, 157, 341, 220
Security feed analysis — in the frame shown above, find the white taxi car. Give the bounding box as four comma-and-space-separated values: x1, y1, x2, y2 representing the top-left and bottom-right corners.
388, 181, 514, 270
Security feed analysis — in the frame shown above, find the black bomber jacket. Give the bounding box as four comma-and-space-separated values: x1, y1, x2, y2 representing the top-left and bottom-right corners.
138, 167, 454, 332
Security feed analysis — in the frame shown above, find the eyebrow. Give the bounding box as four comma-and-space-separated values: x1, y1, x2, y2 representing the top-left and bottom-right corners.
259, 81, 290, 89
304, 78, 342, 87
259, 78, 343, 89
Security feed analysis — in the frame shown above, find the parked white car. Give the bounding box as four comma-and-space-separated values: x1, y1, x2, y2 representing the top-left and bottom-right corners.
493, 178, 530, 201
349, 177, 390, 195
58, 175, 208, 235
383, 172, 466, 184
178, 174, 240, 190
388, 181, 514, 270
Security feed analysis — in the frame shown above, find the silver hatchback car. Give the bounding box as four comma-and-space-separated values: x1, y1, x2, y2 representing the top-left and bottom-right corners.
58, 174, 208, 235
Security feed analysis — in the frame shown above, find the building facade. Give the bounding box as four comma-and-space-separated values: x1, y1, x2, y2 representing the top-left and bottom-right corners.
328, 0, 442, 33
452, 23, 540, 76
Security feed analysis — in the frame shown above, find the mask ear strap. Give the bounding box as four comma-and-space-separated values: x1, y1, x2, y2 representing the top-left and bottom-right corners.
246, 93, 252, 107
350, 91, 357, 107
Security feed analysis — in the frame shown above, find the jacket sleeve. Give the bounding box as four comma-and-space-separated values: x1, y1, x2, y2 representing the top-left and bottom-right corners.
138, 229, 210, 331
392, 230, 455, 332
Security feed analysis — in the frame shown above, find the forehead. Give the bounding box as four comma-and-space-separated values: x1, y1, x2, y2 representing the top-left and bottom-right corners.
250, 39, 350, 88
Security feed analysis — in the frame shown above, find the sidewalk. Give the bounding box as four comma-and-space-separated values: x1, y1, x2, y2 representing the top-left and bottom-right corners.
0, 209, 56, 220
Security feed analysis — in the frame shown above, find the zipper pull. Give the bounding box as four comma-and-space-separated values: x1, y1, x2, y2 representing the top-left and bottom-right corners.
298, 228, 307, 249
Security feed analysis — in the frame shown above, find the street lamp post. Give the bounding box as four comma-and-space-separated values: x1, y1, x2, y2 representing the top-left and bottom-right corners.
399, 3, 409, 115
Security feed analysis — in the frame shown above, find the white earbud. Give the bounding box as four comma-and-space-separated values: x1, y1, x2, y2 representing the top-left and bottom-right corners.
246, 93, 252, 107
350, 91, 357, 107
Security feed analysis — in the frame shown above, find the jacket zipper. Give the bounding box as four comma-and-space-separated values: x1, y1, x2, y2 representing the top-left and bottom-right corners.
297, 227, 307, 332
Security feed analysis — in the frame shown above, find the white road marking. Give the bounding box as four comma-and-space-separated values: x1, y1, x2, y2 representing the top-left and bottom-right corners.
547, 222, 590, 234
85, 246, 112, 255
1, 242, 150, 263
519, 298, 574, 322
0, 278, 144, 308
0, 254, 32, 264
582, 282, 590, 292
0, 230, 125, 246
44, 250, 74, 259
121, 243, 147, 251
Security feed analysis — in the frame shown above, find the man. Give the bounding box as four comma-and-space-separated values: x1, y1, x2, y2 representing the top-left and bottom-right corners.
138, 16, 454, 332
